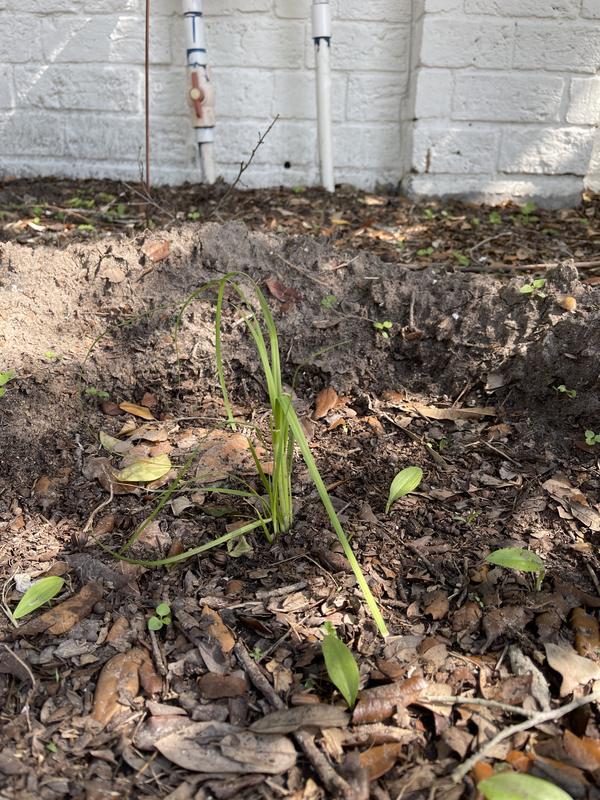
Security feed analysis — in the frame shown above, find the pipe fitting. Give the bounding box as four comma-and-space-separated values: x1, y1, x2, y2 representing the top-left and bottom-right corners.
311, 0, 331, 41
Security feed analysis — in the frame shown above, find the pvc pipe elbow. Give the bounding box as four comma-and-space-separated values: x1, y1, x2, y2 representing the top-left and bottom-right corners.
311, 0, 331, 39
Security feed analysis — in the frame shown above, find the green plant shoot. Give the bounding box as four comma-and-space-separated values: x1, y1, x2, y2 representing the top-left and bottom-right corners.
585, 429, 600, 446
553, 384, 576, 399
519, 278, 546, 296
147, 602, 171, 631
13, 577, 65, 620
374, 320, 393, 338
321, 622, 359, 708
386, 466, 423, 514
485, 547, 545, 591
478, 772, 572, 800
0, 369, 15, 398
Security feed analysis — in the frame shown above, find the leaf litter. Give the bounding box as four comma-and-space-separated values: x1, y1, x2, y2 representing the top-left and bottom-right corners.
1, 185, 600, 799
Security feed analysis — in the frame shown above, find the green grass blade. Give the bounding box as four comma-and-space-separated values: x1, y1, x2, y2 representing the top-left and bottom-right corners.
280, 395, 388, 637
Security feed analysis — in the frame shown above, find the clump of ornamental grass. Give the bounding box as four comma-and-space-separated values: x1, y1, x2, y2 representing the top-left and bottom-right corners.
103, 274, 388, 637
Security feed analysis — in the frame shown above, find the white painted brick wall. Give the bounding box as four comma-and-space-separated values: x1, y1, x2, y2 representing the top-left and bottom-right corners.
409, 3, 600, 205
0, 1, 599, 203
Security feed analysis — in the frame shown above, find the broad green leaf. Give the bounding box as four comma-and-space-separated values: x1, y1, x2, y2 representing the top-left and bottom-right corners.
114, 454, 171, 483
147, 616, 163, 631
156, 602, 171, 618
13, 576, 65, 620
519, 284, 534, 294
0, 370, 15, 387
532, 278, 546, 289
322, 630, 359, 709
485, 547, 544, 576
99, 431, 123, 453
479, 772, 573, 800
386, 466, 423, 514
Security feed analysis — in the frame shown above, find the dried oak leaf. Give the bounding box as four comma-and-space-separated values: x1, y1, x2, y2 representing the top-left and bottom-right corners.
563, 730, 600, 771
265, 276, 302, 308
10, 581, 103, 638
545, 642, 600, 696
314, 387, 340, 419
250, 705, 349, 734
142, 239, 170, 262
571, 608, 600, 657
92, 648, 146, 725
359, 743, 404, 781
352, 676, 429, 725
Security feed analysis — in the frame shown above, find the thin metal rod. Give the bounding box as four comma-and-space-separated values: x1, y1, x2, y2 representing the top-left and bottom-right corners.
145, 0, 151, 197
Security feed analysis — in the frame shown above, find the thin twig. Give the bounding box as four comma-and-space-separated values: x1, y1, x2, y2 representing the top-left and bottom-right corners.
234, 640, 352, 798
211, 116, 279, 218
423, 694, 537, 719
451, 690, 600, 783
144, 0, 151, 222
82, 482, 114, 535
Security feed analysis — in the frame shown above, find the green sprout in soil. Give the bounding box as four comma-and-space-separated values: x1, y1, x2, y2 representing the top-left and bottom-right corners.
452, 250, 470, 268
0, 369, 15, 398
488, 211, 502, 225
187, 210, 201, 221
321, 622, 359, 709
321, 294, 337, 309
373, 320, 393, 339
454, 509, 480, 526
485, 547, 545, 591
85, 386, 110, 399
417, 246, 434, 257
147, 602, 171, 631
553, 384, 577, 399
519, 277, 546, 297
585, 429, 600, 446
386, 466, 423, 514
103, 274, 389, 638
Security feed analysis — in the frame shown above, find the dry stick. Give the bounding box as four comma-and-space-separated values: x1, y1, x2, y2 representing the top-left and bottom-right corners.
144, 0, 151, 213
451, 690, 600, 784
211, 116, 280, 219
460, 258, 600, 273
234, 640, 352, 798
423, 695, 537, 719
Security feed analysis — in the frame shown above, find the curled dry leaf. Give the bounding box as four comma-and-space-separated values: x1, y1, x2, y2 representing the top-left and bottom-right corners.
134, 715, 195, 751
359, 743, 404, 781
198, 672, 247, 699
408, 402, 495, 421
119, 401, 155, 420
250, 704, 350, 734
352, 676, 429, 724
92, 649, 146, 726
155, 721, 296, 774
563, 730, 600, 771
201, 605, 235, 653
142, 239, 170, 262
139, 655, 163, 695
544, 642, 600, 696
10, 581, 103, 638
314, 387, 340, 419
557, 295, 577, 312
264, 276, 302, 308
571, 608, 600, 657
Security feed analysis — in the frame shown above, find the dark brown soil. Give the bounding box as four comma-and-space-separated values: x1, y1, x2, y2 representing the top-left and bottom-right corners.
1, 181, 599, 800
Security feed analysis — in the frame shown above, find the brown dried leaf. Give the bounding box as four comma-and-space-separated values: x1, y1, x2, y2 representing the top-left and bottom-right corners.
359, 743, 404, 781
571, 608, 600, 657
408, 402, 495, 421
142, 239, 170, 262
563, 730, 600, 771
264, 276, 302, 307
314, 387, 340, 419
423, 590, 449, 620
10, 581, 103, 638
198, 672, 246, 699
353, 676, 429, 724
92, 649, 146, 725
139, 654, 162, 695
544, 642, 600, 696
201, 605, 235, 653
134, 715, 195, 750
119, 401, 156, 420
250, 705, 349, 734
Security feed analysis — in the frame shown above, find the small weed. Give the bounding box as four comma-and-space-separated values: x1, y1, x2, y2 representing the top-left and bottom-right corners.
520, 201, 536, 217
373, 320, 393, 339
454, 509, 480, 526
423, 208, 436, 220
32, 205, 44, 217
321, 622, 359, 709
250, 645, 264, 661
585, 429, 600, 446
417, 246, 434, 257
292, 186, 305, 194
46, 742, 58, 754
486, 547, 545, 591
488, 211, 502, 225
0, 369, 15, 398
77, 223, 96, 232
386, 466, 423, 514
187, 210, 201, 221
67, 197, 95, 209
553, 384, 577, 399
321, 294, 337, 309
44, 350, 60, 361
470, 216, 481, 227
519, 277, 546, 297
85, 386, 110, 400
452, 250, 470, 268
97, 192, 117, 203
147, 602, 171, 631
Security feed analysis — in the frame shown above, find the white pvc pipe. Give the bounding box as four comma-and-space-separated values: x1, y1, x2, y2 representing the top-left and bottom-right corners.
182, 0, 216, 184
312, 0, 334, 192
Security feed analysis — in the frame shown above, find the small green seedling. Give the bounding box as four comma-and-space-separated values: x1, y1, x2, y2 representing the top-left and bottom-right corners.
553, 384, 577, 399
85, 386, 110, 399
374, 320, 393, 339
0, 369, 15, 398
452, 250, 470, 268
321, 622, 359, 709
479, 772, 572, 800
519, 278, 546, 297
454, 509, 480, 526
44, 350, 60, 361
585, 429, 600, 446
485, 547, 545, 591
417, 246, 434, 256
423, 208, 436, 220
520, 201, 537, 218
386, 466, 423, 514
187, 210, 201, 221
488, 211, 502, 225
13, 577, 65, 620
77, 223, 96, 232
147, 602, 172, 631
321, 294, 337, 309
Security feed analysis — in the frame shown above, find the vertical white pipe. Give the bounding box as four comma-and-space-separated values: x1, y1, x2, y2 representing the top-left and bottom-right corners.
182, 0, 216, 184
312, 0, 334, 192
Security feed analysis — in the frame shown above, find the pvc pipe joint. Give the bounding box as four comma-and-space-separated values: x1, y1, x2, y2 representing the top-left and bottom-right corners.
311, 0, 331, 40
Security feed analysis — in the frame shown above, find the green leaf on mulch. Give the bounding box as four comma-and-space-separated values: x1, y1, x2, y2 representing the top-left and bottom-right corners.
322, 626, 359, 709
13, 576, 65, 620
479, 772, 572, 800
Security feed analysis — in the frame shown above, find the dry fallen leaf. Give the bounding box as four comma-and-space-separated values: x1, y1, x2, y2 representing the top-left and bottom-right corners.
359, 743, 404, 780
408, 402, 495, 421
264, 276, 302, 308
563, 730, 600, 771
250, 705, 349, 734
544, 642, 600, 696
10, 582, 103, 638
353, 676, 429, 724
119, 401, 156, 421
198, 672, 246, 699
92, 649, 146, 725
142, 239, 170, 262
314, 386, 340, 419
201, 605, 235, 653
571, 608, 600, 657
